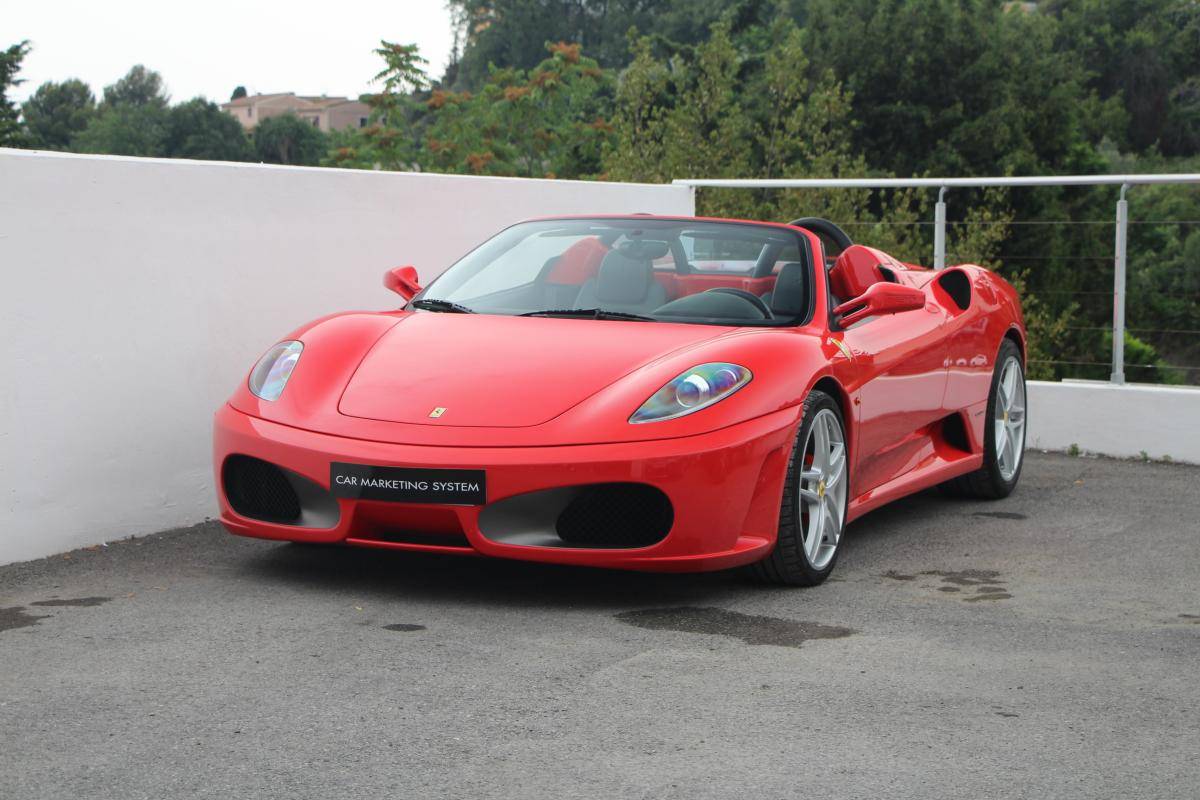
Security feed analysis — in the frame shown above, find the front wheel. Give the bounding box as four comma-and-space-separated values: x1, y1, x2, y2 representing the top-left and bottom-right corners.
941, 338, 1027, 499
749, 390, 848, 586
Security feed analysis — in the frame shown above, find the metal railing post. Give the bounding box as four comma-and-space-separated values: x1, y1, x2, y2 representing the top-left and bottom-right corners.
934, 187, 947, 270
1111, 184, 1129, 385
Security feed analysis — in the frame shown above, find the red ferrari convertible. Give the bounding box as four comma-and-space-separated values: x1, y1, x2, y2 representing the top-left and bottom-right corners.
214, 215, 1026, 585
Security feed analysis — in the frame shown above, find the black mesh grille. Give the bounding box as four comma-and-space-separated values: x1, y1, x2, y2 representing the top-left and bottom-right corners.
223, 455, 301, 524
555, 483, 673, 548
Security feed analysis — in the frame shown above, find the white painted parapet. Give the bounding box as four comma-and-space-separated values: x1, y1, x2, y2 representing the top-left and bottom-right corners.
1027, 380, 1200, 463
0, 150, 694, 565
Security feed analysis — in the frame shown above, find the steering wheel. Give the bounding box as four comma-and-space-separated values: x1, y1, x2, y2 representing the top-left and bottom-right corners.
788, 217, 854, 257
708, 287, 773, 319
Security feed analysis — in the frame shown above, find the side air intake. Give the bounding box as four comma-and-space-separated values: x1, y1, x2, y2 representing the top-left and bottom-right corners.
222, 455, 339, 527
477, 483, 674, 549
555, 484, 673, 548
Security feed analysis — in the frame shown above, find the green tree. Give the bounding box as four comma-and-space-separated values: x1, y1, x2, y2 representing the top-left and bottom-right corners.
1, 40, 31, 146
72, 103, 169, 155
163, 98, 251, 161
253, 113, 327, 165
603, 37, 671, 182
802, 0, 1097, 178
329, 39, 613, 178
447, 0, 760, 89
21, 79, 96, 150
230, 85, 247, 101
73, 66, 172, 156
1164, 77, 1200, 155
326, 41, 430, 170
606, 20, 862, 219
423, 41, 614, 177
101, 64, 168, 108
606, 23, 751, 189
1049, 0, 1200, 155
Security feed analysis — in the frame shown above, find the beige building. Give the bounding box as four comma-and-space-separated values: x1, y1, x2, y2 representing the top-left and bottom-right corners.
221, 93, 371, 133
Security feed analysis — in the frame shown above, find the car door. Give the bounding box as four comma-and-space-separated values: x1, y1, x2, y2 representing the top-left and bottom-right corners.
834, 287, 949, 496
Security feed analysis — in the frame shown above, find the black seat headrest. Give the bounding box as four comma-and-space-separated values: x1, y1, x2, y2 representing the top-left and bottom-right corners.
770, 262, 808, 317
596, 249, 654, 304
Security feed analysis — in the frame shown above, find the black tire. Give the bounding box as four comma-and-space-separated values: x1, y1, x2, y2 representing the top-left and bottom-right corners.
748, 390, 847, 586
939, 338, 1025, 499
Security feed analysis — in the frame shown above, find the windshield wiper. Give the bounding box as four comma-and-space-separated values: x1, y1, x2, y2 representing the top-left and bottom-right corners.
520, 308, 657, 322
410, 298, 475, 314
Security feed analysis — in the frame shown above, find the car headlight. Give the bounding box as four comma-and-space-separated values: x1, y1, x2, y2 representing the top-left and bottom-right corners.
248, 341, 303, 401
629, 363, 751, 424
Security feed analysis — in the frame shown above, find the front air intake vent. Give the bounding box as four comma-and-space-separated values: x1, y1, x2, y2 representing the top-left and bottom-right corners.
223, 455, 302, 524
555, 483, 673, 548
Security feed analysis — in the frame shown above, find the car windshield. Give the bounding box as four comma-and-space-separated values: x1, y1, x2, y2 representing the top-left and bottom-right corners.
411, 218, 812, 326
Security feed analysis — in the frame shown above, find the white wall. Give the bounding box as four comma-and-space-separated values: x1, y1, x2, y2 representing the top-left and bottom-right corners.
1027, 380, 1200, 463
0, 150, 694, 565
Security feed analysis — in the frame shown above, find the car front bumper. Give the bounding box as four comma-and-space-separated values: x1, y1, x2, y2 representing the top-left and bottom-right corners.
213, 404, 799, 572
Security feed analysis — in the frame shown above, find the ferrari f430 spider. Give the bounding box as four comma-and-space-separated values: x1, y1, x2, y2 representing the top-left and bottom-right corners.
214, 216, 1026, 585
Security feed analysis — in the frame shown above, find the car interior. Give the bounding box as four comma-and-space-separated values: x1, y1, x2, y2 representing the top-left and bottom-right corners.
530, 223, 823, 324
543, 218, 896, 323
421, 217, 925, 327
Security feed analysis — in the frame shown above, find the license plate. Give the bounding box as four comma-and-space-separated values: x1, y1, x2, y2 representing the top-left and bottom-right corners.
330, 463, 486, 506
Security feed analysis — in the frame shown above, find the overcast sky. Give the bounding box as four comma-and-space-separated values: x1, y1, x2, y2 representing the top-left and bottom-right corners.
8, 1, 456, 104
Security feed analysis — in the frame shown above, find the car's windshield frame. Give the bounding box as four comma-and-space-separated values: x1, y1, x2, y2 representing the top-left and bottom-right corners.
410, 216, 816, 328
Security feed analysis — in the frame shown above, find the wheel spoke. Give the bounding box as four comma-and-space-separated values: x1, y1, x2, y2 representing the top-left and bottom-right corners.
995, 420, 1008, 465
823, 494, 842, 545
825, 466, 845, 492
827, 442, 846, 476
826, 453, 846, 491
812, 418, 829, 472
1001, 362, 1017, 408
806, 500, 825, 561
800, 487, 821, 503
1007, 421, 1023, 463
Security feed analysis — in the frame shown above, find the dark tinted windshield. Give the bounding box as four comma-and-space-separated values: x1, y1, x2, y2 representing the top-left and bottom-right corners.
413, 218, 812, 326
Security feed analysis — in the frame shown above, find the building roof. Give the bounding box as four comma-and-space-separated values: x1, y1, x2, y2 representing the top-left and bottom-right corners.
219, 92, 366, 111
221, 92, 291, 109
298, 96, 359, 108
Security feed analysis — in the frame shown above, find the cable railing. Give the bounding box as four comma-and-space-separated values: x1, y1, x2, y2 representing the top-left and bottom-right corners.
673, 174, 1200, 385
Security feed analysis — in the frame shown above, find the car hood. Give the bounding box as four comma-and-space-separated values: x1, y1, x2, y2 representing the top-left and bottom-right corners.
337, 313, 735, 427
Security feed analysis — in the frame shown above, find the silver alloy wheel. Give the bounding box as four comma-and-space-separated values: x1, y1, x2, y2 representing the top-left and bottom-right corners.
798, 408, 847, 570
995, 356, 1027, 481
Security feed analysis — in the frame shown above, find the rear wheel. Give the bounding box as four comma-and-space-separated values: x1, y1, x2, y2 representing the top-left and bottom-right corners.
941, 338, 1026, 499
749, 390, 848, 586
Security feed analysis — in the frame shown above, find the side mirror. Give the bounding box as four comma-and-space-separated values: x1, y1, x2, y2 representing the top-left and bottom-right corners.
384, 265, 421, 301
833, 282, 926, 327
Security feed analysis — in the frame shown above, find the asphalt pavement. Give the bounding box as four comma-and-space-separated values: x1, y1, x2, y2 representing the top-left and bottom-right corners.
1, 452, 1197, 799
